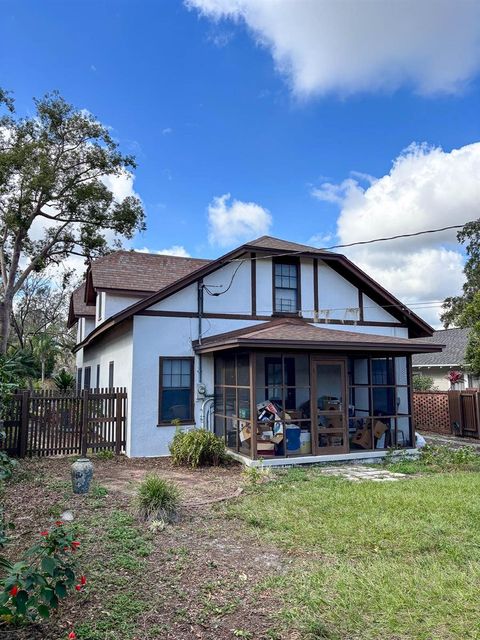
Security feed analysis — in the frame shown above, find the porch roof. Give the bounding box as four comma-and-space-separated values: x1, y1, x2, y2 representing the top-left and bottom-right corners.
193, 318, 445, 355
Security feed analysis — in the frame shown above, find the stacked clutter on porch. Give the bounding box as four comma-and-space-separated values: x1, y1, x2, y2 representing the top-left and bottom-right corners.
255, 401, 310, 456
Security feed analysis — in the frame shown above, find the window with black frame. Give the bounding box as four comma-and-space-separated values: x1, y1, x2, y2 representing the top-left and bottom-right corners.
273, 261, 299, 313
158, 357, 194, 424
348, 356, 412, 450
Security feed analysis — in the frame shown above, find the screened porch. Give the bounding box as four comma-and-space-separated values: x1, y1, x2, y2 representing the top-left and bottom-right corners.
212, 351, 414, 461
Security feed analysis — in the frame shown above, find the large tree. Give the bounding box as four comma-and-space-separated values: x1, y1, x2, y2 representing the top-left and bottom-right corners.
0, 89, 145, 353
442, 219, 480, 375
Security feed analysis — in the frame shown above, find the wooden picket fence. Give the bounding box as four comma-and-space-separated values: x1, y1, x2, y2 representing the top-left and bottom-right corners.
1, 388, 127, 458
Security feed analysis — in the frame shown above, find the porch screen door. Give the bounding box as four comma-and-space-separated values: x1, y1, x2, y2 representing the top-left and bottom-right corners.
312, 359, 348, 454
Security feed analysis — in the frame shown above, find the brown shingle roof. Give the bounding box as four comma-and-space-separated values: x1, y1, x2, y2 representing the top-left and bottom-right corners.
90, 251, 211, 293
246, 235, 330, 254
194, 318, 443, 354
67, 283, 95, 328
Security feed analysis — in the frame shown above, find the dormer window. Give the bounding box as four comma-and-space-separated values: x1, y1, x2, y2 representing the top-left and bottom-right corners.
273, 260, 300, 313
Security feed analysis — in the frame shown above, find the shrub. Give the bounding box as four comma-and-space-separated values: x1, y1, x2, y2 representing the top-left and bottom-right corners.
0, 521, 85, 624
412, 374, 436, 391
137, 474, 179, 522
53, 369, 75, 391
169, 428, 227, 468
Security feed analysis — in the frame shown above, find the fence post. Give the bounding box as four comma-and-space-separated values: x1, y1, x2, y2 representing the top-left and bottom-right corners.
115, 390, 122, 455
81, 389, 89, 457
18, 390, 30, 458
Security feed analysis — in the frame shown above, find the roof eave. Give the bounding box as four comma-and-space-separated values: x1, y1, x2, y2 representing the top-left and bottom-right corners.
194, 338, 445, 355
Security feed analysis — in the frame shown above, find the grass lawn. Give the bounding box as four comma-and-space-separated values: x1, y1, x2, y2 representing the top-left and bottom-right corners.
2, 448, 479, 639
227, 462, 480, 639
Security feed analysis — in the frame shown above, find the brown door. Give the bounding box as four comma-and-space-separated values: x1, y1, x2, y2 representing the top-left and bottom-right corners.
311, 358, 348, 455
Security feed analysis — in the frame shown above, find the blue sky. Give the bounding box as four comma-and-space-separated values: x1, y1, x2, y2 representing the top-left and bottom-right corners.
1, 0, 480, 324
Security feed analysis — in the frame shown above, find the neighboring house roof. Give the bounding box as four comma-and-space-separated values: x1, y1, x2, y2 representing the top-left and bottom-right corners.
193, 317, 444, 354
73, 235, 435, 351
412, 327, 470, 367
67, 283, 95, 327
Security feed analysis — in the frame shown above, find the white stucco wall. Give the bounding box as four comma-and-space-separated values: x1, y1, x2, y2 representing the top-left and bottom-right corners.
103, 292, 143, 319
317, 263, 360, 321
256, 258, 273, 315
149, 283, 198, 312
129, 315, 264, 457
80, 320, 134, 449
203, 260, 252, 315
316, 323, 409, 338
362, 294, 397, 323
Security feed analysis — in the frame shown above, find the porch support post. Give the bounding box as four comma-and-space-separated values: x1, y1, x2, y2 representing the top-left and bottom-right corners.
407, 354, 415, 446
250, 352, 257, 460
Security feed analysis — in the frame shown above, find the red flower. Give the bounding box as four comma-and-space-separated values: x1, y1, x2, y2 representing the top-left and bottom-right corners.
9, 585, 18, 597
80, 575, 86, 585
40, 530, 49, 537
68, 632, 76, 639
75, 584, 82, 591
55, 520, 64, 526
71, 541, 80, 550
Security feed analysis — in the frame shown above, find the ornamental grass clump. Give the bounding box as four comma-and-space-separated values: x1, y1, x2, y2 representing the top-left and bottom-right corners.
169, 428, 227, 468
137, 474, 179, 523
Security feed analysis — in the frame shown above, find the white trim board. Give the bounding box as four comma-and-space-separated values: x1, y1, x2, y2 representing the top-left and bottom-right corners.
228, 449, 418, 468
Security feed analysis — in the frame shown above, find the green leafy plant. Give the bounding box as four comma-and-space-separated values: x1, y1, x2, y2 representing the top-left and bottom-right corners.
95, 450, 115, 460
412, 374, 436, 391
242, 462, 272, 486
0, 451, 16, 482
137, 474, 179, 522
0, 521, 85, 624
169, 428, 227, 468
53, 368, 75, 391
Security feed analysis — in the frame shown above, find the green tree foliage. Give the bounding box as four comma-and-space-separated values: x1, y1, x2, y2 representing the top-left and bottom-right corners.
442, 220, 480, 375
0, 89, 145, 353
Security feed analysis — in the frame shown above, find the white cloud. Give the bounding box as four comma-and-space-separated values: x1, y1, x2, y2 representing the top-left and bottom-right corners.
162, 127, 173, 135
187, 0, 480, 96
207, 193, 272, 247
135, 245, 191, 257
312, 142, 480, 326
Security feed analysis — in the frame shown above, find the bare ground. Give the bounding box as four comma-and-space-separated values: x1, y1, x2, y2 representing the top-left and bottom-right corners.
1, 456, 291, 640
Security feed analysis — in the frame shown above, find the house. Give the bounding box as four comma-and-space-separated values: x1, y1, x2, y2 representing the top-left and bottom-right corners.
69, 236, 443, 466
412, 328, 479, 390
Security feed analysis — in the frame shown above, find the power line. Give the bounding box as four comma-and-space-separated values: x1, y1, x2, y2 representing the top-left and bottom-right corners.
228, 220, 476, 263
321, 223, 471, 251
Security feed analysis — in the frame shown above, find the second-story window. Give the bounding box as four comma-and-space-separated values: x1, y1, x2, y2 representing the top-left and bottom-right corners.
273, 261, 299, 313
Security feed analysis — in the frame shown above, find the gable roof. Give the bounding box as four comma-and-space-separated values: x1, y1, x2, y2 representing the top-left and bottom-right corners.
193, 317, 443, 354
73, 235, 434, 350
69, 251, 210, 326
412, 328, 470, 367
87, 251, 210, 295
67, 283, 95, 328
247, 235, 330, 254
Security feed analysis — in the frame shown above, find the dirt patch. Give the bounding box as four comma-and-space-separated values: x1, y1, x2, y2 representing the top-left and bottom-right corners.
1, 456, 290, 640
